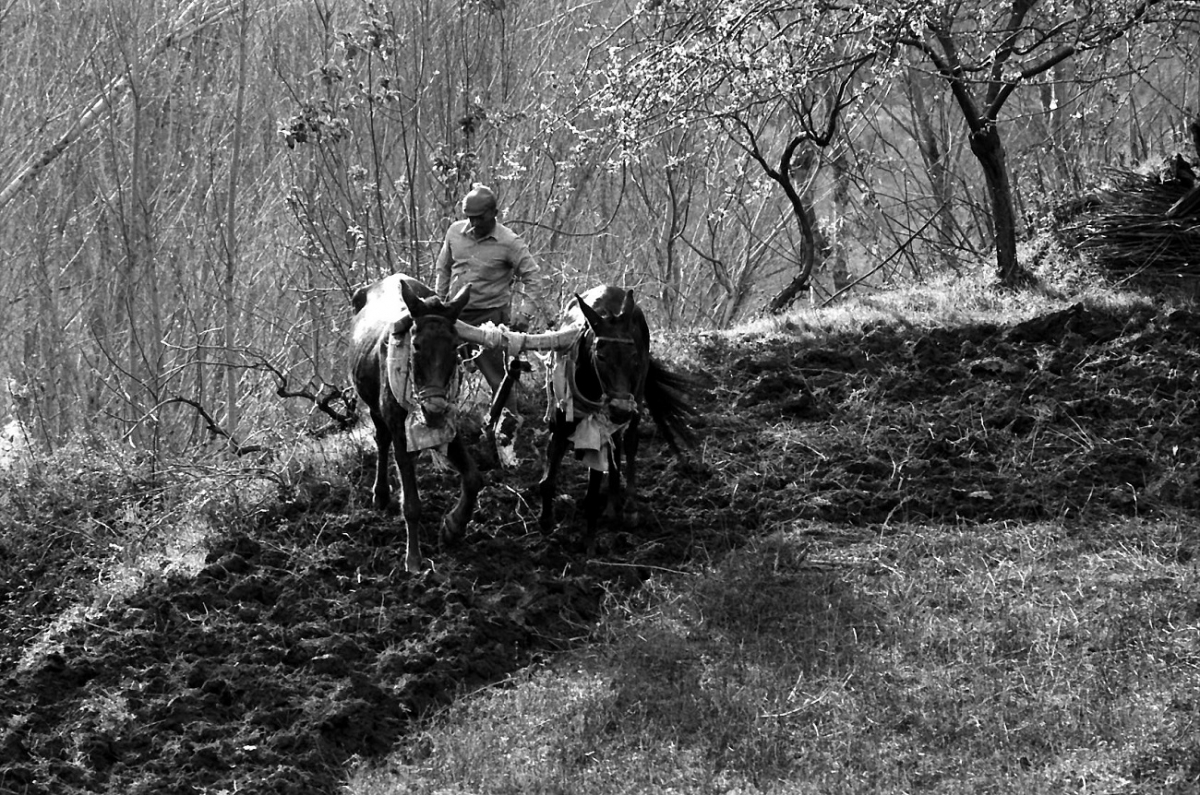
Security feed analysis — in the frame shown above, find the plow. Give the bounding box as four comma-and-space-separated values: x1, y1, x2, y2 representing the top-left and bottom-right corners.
454, 320, 584, 452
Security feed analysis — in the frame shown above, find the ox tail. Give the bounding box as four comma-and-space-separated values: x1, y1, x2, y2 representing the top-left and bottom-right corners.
644, 357, 701, 455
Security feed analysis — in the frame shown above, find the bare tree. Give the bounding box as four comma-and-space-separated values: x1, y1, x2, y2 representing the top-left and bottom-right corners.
589, 0, 879, 313
222, 0, 252, 438
886, 0, 1174, 287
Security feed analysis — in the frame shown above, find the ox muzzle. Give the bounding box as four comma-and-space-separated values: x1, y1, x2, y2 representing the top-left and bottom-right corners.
414, 390, 451, 427
605, 393, 639, 424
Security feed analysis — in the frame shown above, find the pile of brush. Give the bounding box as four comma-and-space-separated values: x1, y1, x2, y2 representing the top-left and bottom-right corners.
1058, 153, 1200, 282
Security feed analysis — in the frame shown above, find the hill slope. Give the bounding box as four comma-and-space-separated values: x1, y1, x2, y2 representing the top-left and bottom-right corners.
1, 296, 1198, 794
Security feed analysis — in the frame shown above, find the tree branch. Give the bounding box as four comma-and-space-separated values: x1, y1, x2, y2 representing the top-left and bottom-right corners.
0, 0, 234, 212
908, 32, 986, 133
985, 0, 1035, 102
159, 397, 267, 456
989, 43, 1078, 116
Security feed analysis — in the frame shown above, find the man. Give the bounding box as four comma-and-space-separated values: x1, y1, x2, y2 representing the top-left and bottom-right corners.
435, 183, 551, 466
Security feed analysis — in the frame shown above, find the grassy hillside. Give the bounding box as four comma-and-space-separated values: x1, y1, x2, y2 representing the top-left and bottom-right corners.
349, 265, 1200, 794
2, 261, 1198, 794
353, 520, 1198, 794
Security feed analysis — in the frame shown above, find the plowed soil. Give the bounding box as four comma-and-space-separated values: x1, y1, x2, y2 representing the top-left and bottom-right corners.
2, 300, 1198, 793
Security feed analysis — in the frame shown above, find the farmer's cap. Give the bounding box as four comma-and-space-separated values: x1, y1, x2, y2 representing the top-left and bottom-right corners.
462, 184, 497, 216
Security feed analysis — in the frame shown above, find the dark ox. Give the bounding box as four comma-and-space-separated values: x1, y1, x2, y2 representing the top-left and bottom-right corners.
349, 274, 482, 573
539, 285, 698, 551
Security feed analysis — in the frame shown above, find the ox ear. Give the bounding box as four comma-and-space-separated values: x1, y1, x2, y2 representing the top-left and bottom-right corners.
391, 315, 413, 338
399, 278, 425, 317
619, 288, 636, 320
351, 284, 370, 314
446, 284, 471, 320
575, 293, 604, 331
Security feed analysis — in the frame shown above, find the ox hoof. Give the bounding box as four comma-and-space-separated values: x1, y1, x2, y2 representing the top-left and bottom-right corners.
440, 515, 466, 546
404, 554, 424, 574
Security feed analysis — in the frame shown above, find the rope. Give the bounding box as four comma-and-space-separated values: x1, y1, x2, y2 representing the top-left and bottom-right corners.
541, 329, 642, 472
545, 330, 641, 422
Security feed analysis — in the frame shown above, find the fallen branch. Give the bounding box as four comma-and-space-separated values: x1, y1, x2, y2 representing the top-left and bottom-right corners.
255, 361, 358, 432
162, 396, 266, 457
275, 379, 358, 435
1060, 159, 1200, 279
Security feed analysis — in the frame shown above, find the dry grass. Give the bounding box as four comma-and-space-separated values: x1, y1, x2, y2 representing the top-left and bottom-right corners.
0, 431, 338, 667
692, 254, 1151, 352
345, 519, 1200, 794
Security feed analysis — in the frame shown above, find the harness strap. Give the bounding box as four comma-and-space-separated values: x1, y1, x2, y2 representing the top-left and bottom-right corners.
545, 331, 643, 422
566, 335, 609, 417
387, 326, 462, 409
546, 335, 598, 422
386, 324, 460, 452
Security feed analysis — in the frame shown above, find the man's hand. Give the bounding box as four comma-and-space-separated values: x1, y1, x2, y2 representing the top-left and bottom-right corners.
512, 311, 551, 333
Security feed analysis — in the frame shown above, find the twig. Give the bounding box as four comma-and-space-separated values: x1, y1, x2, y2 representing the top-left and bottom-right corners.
593, 560, 691, 576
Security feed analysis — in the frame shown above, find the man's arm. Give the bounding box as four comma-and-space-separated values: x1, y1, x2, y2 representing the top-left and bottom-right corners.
508, 237, 553, 327
433, 233, 453, 300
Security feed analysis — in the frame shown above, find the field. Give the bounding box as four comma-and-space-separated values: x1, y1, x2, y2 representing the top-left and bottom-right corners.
2, 274, 1199, 793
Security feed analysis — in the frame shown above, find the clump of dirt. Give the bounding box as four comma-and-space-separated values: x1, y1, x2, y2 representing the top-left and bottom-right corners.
2, 299, 1199, 793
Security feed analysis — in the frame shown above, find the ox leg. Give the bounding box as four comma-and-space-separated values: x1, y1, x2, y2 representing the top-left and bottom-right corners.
442, 435, 482, 545
538, 420, 573, 532
393, 440, 425, 574
605, 434, 626, 525
369, 408, 393, 511
582, 467, 606, 554
621, 416, 642, 526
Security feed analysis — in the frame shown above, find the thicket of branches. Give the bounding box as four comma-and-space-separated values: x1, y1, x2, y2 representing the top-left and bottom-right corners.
1, 0, 1197, 459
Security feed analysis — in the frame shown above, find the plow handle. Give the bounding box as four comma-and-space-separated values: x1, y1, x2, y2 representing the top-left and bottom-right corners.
487, 355, 532, 429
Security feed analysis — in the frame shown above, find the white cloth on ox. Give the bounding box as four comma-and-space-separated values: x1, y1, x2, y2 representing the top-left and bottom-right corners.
543, 334, 627, 471
405, 413, 455, 453
545, 347, 576, 423
544, 334, 598, 424
569, 413, 626, 472
386, 328, 458, 453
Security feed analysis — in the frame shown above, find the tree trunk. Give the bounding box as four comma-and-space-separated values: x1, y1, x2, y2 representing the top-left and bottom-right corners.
764, 162, 817, 313
829, 151, 853, 293
908, 69, 960, 274
223, 0, 251, 440
127, 84, 164, 455
969, 123, 1035, 288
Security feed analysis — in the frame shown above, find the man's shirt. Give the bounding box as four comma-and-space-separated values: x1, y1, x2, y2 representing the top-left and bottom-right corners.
434, 220, 547, 315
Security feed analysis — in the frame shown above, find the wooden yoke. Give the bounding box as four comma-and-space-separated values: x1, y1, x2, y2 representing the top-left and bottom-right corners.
454, 321, 582, 353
